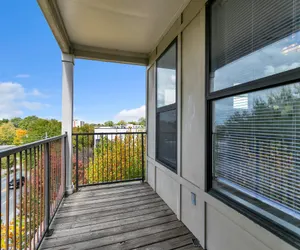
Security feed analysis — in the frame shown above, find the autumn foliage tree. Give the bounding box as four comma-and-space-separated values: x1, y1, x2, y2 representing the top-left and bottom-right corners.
73, 134, 146, 186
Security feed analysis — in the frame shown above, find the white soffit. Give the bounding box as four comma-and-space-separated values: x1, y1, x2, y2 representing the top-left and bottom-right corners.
57, 0, 188, 53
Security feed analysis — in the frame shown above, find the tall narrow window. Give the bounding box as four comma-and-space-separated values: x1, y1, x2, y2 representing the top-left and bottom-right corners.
208, 0, 300, 247
156, 41, 177, 172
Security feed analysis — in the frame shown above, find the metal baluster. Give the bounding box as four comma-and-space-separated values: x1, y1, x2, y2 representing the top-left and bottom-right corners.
92, 135, 95, 184
125, 134, 127, 181
29, 148, 32, 250
101, 135, 104, 184
87, 135, 90, 185
6, 156, 10, 250
44, 142, 51, 236
13, 153, 17, 249
142, 134, 145, 182
19, 152, 23, 249
76, 135, 79, 191
0, 158, 1, 249
24, 150, 28, 249
33, 147, 37, 249
37, 146, 40, 242
133, 134, 135, 179
82, 136, 84, 186
120, 135, 123, 181
115, 135, 117, 181
106, 136, 108, 183
129, 134, 131, 180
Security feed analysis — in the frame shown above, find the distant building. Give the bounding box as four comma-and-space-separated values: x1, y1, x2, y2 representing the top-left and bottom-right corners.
73, 120, 85, 127
94, 125, 145, 146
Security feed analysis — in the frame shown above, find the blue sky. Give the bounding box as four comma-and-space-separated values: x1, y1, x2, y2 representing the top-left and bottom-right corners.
0, 1, 146, 123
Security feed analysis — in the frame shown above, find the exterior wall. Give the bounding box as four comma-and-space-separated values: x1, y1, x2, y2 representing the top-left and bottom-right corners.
146, 1, 297, 250
181, 13, 205, 189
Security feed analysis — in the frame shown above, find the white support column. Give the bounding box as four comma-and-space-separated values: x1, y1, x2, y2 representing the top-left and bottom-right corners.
61, 53, 74, 195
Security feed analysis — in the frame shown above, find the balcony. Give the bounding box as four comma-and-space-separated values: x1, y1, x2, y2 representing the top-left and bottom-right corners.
0, 132, 202, 250
6, 0, 297, 249
41, 183, 201, 250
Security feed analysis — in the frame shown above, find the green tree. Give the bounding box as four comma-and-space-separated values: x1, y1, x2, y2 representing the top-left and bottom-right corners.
138, 117, 146, 126
0, 119, 9, 126
127, 121, 137, 125
24, 118, 61, 143
0, 122, 16, 145
104, 121, 114, 127
10, 117, 22, 128
117, 120, 126, 126
19, 116, 39, 130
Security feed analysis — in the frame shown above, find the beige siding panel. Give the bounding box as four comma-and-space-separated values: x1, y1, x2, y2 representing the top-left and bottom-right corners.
147, 65, 155, 159
181, 185, 205, 246
147, 161, 155, 190
156, 167, 179, 215
181, 11, 206, 189
207, 204, 272, 250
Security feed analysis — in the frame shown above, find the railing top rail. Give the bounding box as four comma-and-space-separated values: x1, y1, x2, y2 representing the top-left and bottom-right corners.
0, 133, 67, 158
73, 132, 146, 136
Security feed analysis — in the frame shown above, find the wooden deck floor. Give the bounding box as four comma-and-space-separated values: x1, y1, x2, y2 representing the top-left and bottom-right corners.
40, 182, 203, 250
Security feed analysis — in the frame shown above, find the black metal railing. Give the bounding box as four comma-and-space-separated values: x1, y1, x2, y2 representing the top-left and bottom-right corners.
73, 132, 146, 190
0, 134, 67, 250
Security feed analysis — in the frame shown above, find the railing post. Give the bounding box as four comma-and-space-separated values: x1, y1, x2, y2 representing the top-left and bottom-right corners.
76, 135, 79, 191
142, 133, 145, 182
44, 142, 51, 235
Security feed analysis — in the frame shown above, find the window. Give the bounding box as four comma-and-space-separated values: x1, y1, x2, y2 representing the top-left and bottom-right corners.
156, 41, 177, 171
210, 0, 300, 92
208, 0, 300, 247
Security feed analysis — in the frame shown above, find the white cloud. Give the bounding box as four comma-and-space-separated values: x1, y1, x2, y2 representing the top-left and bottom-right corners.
29, 88, 48, 98
15, 74, 30, 78
21, 101, 47, 110
0, 82, 49, 119
114, 105, 145, 122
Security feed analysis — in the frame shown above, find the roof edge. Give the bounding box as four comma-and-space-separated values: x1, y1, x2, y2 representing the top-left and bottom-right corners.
37, 0, 71, 53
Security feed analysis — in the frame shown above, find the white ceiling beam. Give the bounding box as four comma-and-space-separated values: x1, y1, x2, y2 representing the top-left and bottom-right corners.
73, 44, 149, 66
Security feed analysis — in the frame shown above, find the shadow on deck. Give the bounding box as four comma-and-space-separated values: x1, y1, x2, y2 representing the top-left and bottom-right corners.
40, 182, 203, 250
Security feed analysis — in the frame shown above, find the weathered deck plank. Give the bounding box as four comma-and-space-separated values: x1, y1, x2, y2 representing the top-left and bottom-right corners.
40, 182, 203, 250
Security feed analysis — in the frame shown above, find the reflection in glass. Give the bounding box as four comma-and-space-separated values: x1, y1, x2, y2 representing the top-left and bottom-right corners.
212, 82, 300, 226
157, 110, 177, 169
157, 43, 177, 108
211, 32, 300, 92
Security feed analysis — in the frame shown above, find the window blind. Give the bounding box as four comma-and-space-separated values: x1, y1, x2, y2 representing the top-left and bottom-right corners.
213, 82, 300, 215
211, 0, 300, 72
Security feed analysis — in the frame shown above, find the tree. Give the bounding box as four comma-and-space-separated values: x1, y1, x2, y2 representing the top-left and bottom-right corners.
0, 123, 16, 145
0, 119, 9, 126
10, 117, 22, 128
127, 121, 138, 125
117, 120, 126, 126
19, 116, 39, 130
13, 129, 27, 145
104, 121, 114, 127
24, 118, 61, 143
138, 117, 146, 126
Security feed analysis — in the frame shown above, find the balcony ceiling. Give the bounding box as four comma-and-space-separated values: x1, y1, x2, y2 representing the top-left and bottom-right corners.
38, 0, 191, 65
